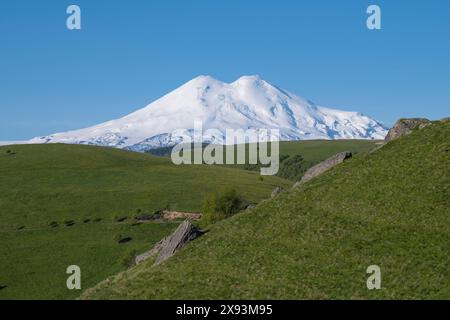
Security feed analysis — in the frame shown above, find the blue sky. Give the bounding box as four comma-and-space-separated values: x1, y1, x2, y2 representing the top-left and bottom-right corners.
1, 0, 449, 140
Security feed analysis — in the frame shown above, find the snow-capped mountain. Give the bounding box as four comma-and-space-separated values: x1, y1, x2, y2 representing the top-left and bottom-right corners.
29, 75, 388, 151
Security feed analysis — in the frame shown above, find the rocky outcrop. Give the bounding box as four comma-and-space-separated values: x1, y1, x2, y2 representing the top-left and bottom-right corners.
293, 151, 352, 187
271, 186, 284, 198
156, 220, 203, 264
135, 237, 169, 264
384, 118, 431, 142
135, 220, 203, 265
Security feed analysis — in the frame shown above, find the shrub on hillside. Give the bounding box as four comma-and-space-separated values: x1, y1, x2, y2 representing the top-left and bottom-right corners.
241, 153, 310, 181
201, 188, 246, 226
277, 154, 311, 181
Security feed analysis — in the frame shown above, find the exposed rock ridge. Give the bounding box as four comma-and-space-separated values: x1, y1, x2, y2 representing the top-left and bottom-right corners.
293, 151, 352, 187
135, 220, 203, 265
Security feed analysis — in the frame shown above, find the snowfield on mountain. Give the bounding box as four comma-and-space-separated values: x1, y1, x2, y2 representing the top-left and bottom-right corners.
29, 75, 388, 152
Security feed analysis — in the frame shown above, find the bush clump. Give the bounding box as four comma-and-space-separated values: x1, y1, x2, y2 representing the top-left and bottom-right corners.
276, 154, 310, 181
242, 153, 311, 181
201, 188, 246, 226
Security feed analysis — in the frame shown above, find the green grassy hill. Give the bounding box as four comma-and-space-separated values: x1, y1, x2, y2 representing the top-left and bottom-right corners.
252, 139, 378, 180
81, 120, 450, 299
149, 139, 377, 165
152, 139, 378, 181
0, 144, 291, 299
278, 139, 378, 161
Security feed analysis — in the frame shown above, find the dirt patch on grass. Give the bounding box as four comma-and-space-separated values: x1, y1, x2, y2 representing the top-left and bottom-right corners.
160, 210, 202, 221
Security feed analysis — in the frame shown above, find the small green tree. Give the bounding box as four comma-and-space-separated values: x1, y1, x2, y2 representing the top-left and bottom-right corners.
201, 188, 245, 226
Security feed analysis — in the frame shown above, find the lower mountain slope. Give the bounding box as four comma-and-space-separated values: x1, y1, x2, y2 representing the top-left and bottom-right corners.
82, 119, 450, 299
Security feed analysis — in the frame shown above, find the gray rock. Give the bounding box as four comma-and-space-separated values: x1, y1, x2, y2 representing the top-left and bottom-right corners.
271, 186, 284, 198
135, 220, 203, 265
384, 118, 430, 142
292, 181, 301, 189
135, 237, 169, 265
294, 151, 352, 187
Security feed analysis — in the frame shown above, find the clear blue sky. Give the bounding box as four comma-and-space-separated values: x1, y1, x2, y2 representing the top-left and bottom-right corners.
1, 0, 449, 140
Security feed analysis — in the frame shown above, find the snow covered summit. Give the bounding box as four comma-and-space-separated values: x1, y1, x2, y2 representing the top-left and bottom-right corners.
29, 75, 388, 151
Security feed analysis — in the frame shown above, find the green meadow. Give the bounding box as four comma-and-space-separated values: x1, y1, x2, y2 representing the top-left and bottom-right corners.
82, 120, 450, 299
0, 144, 290, 299
0, 139, 385, 299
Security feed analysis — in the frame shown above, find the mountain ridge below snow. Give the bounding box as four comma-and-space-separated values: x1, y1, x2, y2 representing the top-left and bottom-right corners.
28, 75, 388, 151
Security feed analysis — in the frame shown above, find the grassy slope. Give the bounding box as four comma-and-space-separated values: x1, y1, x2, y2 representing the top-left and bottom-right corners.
232, 140, 378, 180
156, 140, 377, 180
82, 120, 450, 299
278, 139, 378, 163
0, 144, 290, 299
0, 144, 291, 227
148, 139, 377, 163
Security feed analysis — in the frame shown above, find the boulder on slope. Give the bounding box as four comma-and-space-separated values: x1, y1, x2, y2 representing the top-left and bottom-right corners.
384, 118, 431, 142
293, 151, 352, 187
135, 220, 203, 265
271, 186, 284, 198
